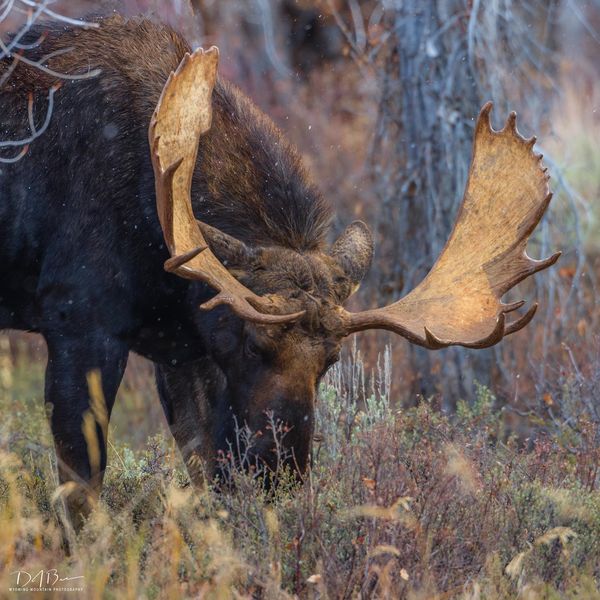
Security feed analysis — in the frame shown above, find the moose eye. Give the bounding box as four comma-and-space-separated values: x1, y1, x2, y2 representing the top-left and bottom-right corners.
244, 336, 262, 358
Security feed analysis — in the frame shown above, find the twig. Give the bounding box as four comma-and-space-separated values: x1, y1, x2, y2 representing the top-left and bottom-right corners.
0, 1, 101, 162
17, 0, 99, 29
0, 83, 57, 162
255, 0, 292, 78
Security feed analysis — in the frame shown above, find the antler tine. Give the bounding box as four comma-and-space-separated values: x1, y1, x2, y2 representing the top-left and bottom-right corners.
502, 300, 526, 313
339, 102, 559, 349
422, 313, 507, 350
504, 303, 538, 336
149, 47, 304, 326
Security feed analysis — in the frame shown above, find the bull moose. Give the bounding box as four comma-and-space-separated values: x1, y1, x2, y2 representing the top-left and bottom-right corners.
0, 16, 559, 527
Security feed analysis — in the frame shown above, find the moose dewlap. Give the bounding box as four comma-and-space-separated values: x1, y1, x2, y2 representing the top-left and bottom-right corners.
0, 15, 558, 529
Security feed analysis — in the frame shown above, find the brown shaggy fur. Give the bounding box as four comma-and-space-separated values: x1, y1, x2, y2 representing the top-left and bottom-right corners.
1, 15, 332, 251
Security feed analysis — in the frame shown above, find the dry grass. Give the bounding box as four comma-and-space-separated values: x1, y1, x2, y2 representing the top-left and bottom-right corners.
0, 342, 599, 599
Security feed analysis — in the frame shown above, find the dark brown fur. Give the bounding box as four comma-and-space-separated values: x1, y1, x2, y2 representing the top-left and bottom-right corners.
2, 15, 331, 250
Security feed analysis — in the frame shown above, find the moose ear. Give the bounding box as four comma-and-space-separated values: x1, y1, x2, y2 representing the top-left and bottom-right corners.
196, 220, 253, 269
330, 221, 374, 296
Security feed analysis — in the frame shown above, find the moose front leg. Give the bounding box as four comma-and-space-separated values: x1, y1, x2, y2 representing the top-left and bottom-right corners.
44, 332, 128, 531
155, 359, 222, 488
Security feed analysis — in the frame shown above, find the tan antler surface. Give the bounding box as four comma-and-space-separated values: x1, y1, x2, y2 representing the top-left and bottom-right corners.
341, 102, 560, 348
149, 47, 303, 324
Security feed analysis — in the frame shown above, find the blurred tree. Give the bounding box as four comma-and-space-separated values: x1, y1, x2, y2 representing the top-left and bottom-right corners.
281, 0, 343, 74
364, 0, 562, 403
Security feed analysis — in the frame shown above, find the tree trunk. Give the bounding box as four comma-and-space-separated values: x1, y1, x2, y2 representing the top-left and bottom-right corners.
370, 0, 560, 405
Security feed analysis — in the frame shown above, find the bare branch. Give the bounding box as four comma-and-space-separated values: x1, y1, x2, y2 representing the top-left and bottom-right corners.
0, 0, 16, 25
254, 0, 292, 78
2, 47, 101, 80
567, 0, 600, 45
0, 82, 57, 163
0, 144, 29, 163
0, 0, 101, 162
12, 30, 46, 50
16, 0, 99, 29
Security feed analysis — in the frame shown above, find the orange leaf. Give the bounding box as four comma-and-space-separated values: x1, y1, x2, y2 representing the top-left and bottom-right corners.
362, 477, 376, 490
543, 393, 554, 407
559, 266, 576, 278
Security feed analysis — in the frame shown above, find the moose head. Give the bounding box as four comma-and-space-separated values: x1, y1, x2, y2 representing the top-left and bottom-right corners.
149, 48, 559, 480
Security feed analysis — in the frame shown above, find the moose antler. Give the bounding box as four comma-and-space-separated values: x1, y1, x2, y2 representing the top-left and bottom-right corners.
339, 103, 560, 348
149, 47, 303, 324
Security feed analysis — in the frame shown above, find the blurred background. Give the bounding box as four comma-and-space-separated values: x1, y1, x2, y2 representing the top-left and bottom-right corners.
1, 0, 599, 435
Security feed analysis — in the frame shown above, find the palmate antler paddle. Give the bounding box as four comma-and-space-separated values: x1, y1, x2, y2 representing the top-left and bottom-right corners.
338, 103, 561, 348
150, 49, 559, 349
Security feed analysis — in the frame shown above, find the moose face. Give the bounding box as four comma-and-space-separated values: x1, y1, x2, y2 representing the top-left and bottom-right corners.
198, 222, 372, 477
207, 318, 339, 475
